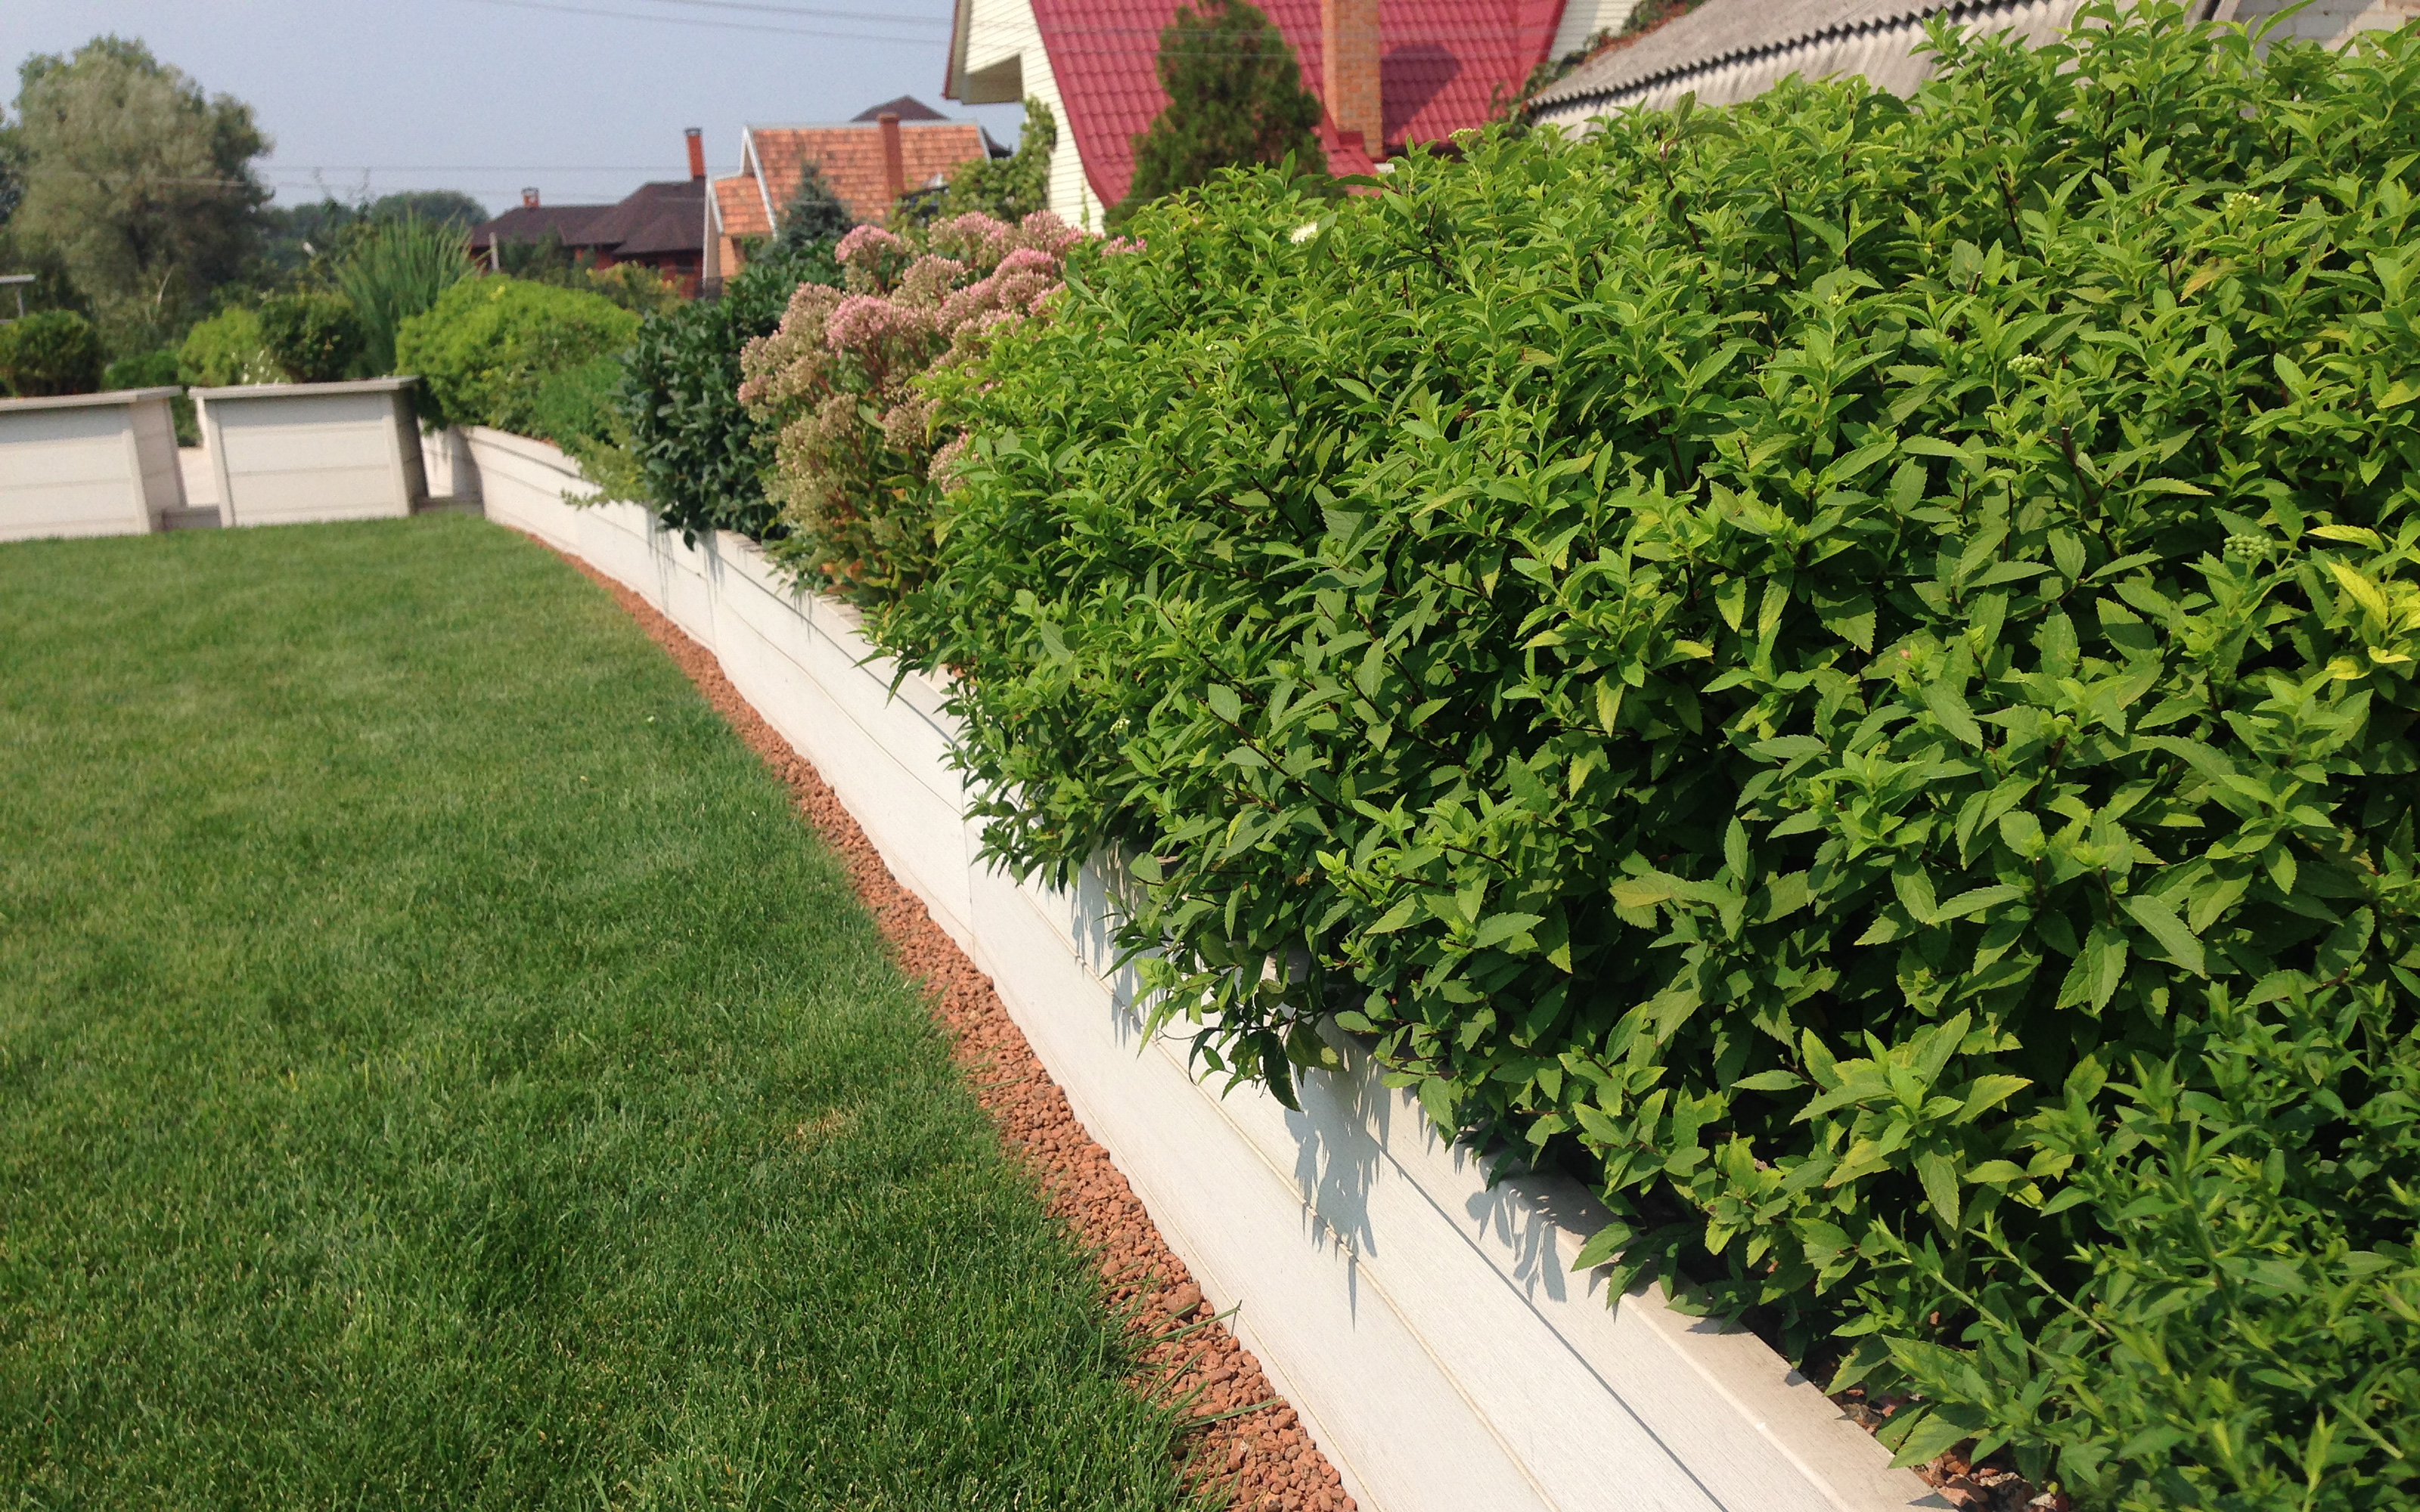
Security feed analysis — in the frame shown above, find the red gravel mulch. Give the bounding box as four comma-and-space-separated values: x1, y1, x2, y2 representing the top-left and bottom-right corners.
553, 547, 1357, 1512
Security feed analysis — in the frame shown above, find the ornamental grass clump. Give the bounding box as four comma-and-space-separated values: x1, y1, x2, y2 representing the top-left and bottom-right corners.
739, 212, 1088, 597
892, 5, 2420, 1506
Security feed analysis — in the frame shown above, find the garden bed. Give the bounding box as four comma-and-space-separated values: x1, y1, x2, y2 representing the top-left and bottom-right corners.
470, 425, 1938, 1512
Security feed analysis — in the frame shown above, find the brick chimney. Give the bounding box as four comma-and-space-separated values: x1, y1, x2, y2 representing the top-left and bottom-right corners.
1321, 0, 1382, 154
521, 186, 541, 209
684, 126, 706, 182
878, 112, 907, 211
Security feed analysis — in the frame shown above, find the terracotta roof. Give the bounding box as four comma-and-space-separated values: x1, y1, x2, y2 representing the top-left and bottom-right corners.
1028, 0, 1565, 208
579, 178, 706, 257
714, 174, 771, 241
743, 119, 991, 225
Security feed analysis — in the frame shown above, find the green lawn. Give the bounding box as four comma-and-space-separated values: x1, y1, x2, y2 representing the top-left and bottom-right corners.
0, 516, 1189, 1510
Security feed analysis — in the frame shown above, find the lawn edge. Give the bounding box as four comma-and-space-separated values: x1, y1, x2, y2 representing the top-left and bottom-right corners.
535, 534, 1356, 1512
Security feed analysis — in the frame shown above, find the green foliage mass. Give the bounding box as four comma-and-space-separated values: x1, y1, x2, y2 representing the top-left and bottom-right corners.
900, 8, 2420, 1506
177, 305, 276, 388
332, 212, 473, 376
1112, 0, 1323, 231
0, 308, 105, 396
257, 290, 365, 383
7, 36, 269, 354
395, 275, 637, 432
618, 240, 842, 541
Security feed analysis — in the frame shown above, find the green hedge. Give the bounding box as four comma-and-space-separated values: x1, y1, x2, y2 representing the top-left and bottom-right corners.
0, 309, 104, 397
395, 275, 637, 432
618, 240, 842, 542
898, 8, 2420, 1507
178, 307, 277, 389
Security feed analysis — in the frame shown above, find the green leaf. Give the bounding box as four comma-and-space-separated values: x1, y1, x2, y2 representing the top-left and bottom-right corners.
1206, 683, 1243, 723
1733, 1069, 1807, 1093
2119, 894, 2205, 977
1922, 680, 1984, 748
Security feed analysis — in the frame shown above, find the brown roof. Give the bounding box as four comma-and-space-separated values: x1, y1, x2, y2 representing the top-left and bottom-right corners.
579, 178, 706, 258
469, 202, 613, 253
742, 119, 990, 226
852, 94, 951, 122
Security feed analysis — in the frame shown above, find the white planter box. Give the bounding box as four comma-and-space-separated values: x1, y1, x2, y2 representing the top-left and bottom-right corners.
0, 387, 186, 541
192, 377, 429, 527
467, 426, 1942, 1512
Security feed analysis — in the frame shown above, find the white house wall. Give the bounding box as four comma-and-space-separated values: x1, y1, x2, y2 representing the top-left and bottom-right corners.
1549, 0, 1641, 60
957, 0, 1107, 228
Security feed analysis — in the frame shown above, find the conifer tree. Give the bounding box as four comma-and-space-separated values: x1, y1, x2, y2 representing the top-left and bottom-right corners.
1112, 0, 1323, 229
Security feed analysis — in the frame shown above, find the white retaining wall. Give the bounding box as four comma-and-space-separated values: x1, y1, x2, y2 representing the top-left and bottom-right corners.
467, 426, 1944, 1512
0, 388, 186, 542
194, 377, 429, 526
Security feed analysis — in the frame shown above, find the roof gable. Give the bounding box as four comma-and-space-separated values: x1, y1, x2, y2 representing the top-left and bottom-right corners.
1029, 0, 1565, 209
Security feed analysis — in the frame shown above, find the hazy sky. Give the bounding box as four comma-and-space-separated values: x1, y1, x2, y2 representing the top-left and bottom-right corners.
2, 0, 1027, 216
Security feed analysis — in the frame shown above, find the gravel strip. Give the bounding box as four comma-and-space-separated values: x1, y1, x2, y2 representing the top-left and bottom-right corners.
552, 546, 1357, 1512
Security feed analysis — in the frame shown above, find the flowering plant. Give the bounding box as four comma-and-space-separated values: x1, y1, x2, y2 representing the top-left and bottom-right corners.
738, 212, 1091, 598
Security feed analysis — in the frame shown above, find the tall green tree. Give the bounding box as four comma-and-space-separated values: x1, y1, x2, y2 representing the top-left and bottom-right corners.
10, 37, 269, 352
1112, 0, 1323, 229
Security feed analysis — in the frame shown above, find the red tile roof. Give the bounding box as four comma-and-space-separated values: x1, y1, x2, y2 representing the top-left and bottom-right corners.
1028, 0, 1565, 207
715, 174, 771, 242
746, 120, 991, 227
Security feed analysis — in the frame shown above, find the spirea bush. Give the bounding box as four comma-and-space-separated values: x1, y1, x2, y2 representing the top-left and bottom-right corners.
895, 8, 2420, 1506
739, 213, 1087, 596
618, 240, 841, 542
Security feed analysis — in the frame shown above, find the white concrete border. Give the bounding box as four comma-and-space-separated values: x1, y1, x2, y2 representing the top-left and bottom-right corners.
467, 426, 1945, 1512
193, 376, 428, 527
0, 387, 186, 542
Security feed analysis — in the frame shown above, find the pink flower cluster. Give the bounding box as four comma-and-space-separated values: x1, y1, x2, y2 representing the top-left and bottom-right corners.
737, 211, 1091, 589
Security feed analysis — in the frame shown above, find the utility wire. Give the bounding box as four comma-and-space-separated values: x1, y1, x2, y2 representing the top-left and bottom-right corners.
455, 0, 944, 42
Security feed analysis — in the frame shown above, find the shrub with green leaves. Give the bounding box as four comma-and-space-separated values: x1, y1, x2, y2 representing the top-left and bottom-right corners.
101, 349, 196, 442
395, 275, 637, 432
0, 308, 104, 397
332, 211, 473, 375
257, 290, 365, 383
618, 240, 841, 541
899, 8, 2420, 1507
177, 306, 276, 388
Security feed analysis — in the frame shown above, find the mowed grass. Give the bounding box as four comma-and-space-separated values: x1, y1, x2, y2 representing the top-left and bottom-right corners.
0, 516, 1190, 1510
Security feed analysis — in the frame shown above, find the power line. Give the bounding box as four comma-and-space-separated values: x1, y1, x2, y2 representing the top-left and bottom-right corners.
612, 0, 946, 24
454, 0, 945, 42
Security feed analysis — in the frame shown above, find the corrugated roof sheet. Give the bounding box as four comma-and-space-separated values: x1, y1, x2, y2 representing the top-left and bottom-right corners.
1030, 0, 1566, 209
1531, 0, 2087, 115
745, 119, 991, 226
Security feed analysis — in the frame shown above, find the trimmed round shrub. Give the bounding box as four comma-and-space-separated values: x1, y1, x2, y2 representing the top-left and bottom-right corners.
901, 8, 2420, 1507
258, 290, 366, 383
0, 309, 105, 397
395, 275, 638, 432
178, 308, 278, 389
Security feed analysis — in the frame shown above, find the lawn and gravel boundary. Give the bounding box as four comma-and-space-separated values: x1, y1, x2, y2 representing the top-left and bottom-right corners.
0, 515, 1333, 1509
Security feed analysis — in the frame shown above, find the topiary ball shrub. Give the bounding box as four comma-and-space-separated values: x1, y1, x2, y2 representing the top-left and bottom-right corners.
0, 309, 106, 398
394, 275, 638, 432
258, 291, 367, 383
899, 7, 2420, 1507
